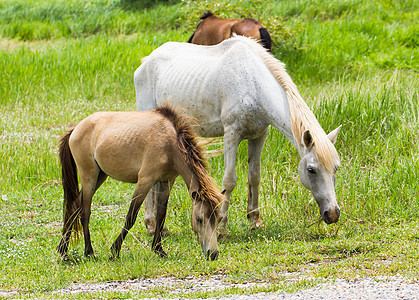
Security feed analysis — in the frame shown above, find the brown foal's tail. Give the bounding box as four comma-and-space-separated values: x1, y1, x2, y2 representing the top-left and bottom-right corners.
259, 27, 273, 52
59, 129, 82, 235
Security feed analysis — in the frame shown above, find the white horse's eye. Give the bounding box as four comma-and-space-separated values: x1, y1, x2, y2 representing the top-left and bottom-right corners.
307, 166, 317, 174
196, 216, 203, 224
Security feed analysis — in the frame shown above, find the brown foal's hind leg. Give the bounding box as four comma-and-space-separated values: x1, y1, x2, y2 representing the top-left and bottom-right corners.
79, 186, 96, 257
110, 179, 153, 260
78, 166, 104, 257
95, 171, 108, 191
151, 181, 171, 258
58, 170, 107, 258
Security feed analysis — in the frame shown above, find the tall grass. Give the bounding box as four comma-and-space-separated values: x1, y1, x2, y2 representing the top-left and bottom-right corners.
0, 0, 418, 297
0, 0, 182, 40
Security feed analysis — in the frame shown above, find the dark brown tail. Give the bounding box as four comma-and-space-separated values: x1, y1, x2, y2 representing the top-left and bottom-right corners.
259, 27, 272, 52
59, 129, 82, 235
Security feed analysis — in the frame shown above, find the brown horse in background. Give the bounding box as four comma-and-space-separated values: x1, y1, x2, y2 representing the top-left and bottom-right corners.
188, 11, 272, 51
57, 104, 223, 261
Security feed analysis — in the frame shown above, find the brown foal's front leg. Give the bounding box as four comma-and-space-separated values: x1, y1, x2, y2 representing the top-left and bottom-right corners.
110, 181, 152, 260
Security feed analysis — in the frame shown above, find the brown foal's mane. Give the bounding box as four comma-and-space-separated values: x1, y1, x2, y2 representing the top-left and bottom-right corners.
154, 104, 222, 208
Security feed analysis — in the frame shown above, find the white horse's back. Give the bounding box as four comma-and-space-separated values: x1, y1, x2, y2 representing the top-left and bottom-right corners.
135, 37, 275, 137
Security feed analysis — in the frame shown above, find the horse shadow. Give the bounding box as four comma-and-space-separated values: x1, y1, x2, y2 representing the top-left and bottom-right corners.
224, 221, 340, 244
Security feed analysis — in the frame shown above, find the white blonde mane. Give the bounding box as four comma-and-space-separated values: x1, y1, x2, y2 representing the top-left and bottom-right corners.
232, 36, 340, 173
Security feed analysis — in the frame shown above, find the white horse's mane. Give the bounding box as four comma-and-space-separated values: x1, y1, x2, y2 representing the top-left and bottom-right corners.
230, 36, 340, 172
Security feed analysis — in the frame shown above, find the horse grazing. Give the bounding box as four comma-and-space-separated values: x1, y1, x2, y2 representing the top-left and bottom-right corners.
188, 11, 272, 52
57, 104, 223, 260
134, 36, 342, 238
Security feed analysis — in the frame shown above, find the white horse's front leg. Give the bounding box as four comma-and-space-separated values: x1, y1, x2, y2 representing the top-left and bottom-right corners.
247, 129, 268, 230
218, 130, 241, 239
144, 180, 174, 235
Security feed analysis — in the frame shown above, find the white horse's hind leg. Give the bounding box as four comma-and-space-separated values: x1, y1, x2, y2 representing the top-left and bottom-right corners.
144, 180, 174, 235
151, 180, 172, 258
218, 130, 241, 239
247, 129, 268, 230
144, 186, 157, 235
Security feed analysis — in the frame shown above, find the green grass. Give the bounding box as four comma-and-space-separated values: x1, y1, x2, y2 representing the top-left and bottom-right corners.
0, 0, 418, 298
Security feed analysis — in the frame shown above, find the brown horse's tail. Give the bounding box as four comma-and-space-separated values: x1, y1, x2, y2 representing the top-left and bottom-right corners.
259, 27, 273, 52
59, 129, 82, 235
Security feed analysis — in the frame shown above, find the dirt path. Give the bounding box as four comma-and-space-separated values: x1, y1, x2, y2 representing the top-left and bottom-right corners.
2, 274, 418, 298
52, 275, 419, 299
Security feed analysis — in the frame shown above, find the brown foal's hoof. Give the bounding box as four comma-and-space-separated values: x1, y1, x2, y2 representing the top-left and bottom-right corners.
109, 255, 119, 261
158, 250, 168, 258
88, 254, 97, 260
153, 247, 168, 258
59, 254, 70, 261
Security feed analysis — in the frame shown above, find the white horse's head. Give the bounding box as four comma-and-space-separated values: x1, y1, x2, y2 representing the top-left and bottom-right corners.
298, 126, 342, 224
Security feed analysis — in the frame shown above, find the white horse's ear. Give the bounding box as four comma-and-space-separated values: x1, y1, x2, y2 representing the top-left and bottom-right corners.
302, 130, 314, 149
327, 125, 342, 144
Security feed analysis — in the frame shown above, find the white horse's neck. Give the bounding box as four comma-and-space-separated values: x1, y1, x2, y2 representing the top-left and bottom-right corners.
258, 75, 300, 151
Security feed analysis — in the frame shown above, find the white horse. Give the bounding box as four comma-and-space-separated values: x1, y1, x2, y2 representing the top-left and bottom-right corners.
134, 36, 342, 237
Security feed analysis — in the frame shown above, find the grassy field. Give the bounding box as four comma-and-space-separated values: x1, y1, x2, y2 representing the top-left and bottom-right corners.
0, 0, 418, 298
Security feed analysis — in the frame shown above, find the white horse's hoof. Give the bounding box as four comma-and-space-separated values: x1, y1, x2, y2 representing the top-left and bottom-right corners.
146, 226, 170, 236
249, 218, 264, 231
217, 232, 230, 243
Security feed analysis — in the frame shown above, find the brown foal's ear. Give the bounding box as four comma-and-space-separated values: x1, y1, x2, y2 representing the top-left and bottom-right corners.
189, 179, 200, 201
191, 190, 200, 201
